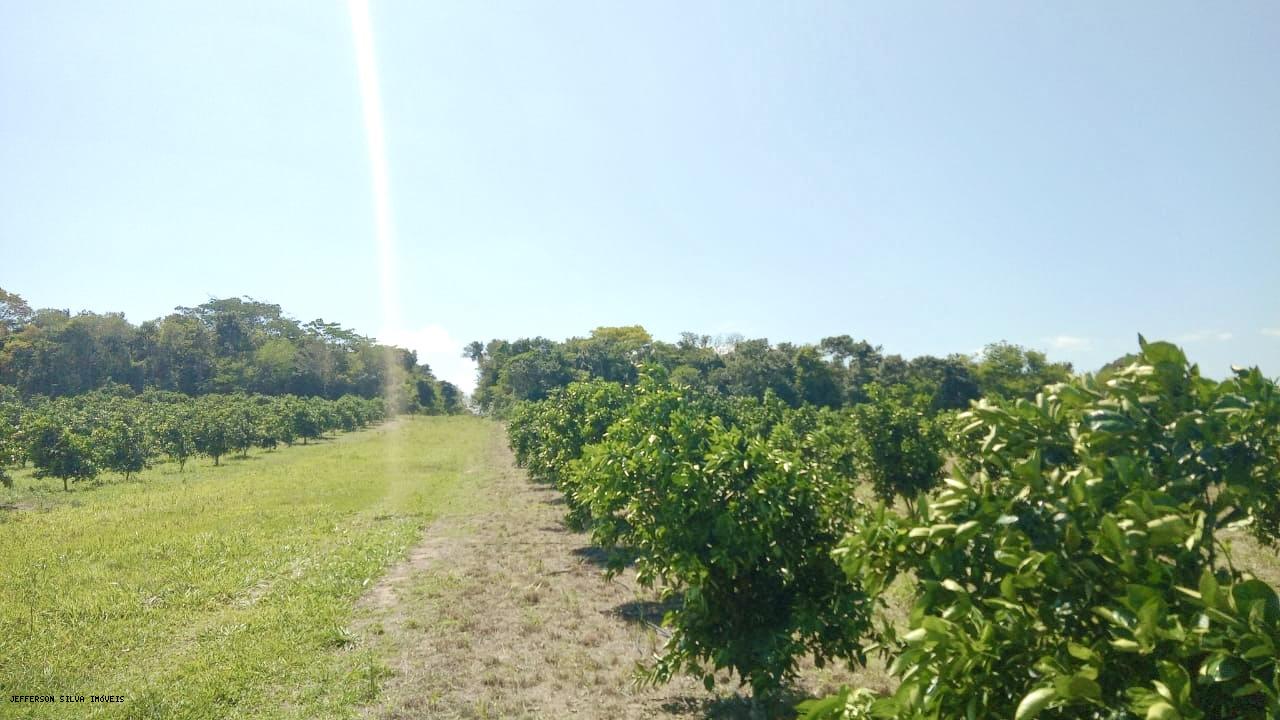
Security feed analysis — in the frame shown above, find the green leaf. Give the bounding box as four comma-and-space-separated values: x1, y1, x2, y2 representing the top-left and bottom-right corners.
796, 692, 845, 719
1067, 642, 1098, 662
955, 520, 982, 541
1231, 580, 1279, 622
1198, 570, 1218, 606
1139, 340, 1187, 368
1053, 674, 1101, 700
1146, 515, 1189, 545
1100, 516, 1126, 553
1232, 681, 1266, 698
1201, 655, 1247, 682
902, 628, 929, 644
929, 523, 958, 538
1014, 687, 1056, 720
1146, 701, 1180, 720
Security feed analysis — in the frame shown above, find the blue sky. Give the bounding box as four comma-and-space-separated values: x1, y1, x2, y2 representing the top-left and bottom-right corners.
2, 2, 1277, 391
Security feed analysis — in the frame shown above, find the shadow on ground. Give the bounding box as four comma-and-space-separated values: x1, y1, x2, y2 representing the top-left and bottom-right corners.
571, 544, 637, 570
659, 688, 810, 720
610, 596, 681, 627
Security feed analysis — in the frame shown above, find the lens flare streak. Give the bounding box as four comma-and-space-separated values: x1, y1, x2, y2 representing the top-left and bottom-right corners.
348, 0, 400, 334
348, 0, 409, 421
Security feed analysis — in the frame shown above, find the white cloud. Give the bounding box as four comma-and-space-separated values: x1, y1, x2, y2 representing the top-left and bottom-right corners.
379, 324, 477, 394
1262, 328, 1280, 338
1047, 335, 1092, 351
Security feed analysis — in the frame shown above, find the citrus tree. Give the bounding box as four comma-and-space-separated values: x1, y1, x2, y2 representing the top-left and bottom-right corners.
192, 400, 232, 466
0, 395, 23, 487
809, 339, 1280, 719
93, 414, 152, 480
570, 375, 875, 701
26, 414, 97, 491
507, 379, 632, 527
150, 404, 196, 471
847, 383, 946, 512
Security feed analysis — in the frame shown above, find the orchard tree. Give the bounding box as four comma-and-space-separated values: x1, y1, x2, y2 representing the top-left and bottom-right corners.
335, 395, 362, 431
847, 384, 946, 512
254, 404, 281, 451
26, 417, 97, 491
296, 399, 326, 443
571, 375, 872, 701
226, 400, 257, 458
281, 398, 317, 445
272, 401, 297, 446
152, 407, 196, 471
813, 338, 1280, 720
0, 391, 23, 487
193, 408, 231, 466
0, 416, 17, 488
93, 416, 151, 481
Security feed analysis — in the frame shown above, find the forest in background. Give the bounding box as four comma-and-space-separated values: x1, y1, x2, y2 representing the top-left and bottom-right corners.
0, 287, 463, 414
467, 326, 1087, 418
1, 284, 1096, 419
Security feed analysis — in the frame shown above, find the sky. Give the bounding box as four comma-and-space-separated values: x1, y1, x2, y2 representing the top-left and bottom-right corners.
2, 1, 1278, 392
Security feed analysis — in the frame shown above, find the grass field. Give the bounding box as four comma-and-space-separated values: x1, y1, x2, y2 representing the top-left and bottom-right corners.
0, 416, 495, 719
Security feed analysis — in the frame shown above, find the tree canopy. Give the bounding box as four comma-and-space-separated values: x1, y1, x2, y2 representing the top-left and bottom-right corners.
468, 327, 1071, 416
0, 288, 465, 415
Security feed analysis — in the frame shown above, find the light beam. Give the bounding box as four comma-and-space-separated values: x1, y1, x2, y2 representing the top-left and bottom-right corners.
348, 0, 408, 418
348, 0, 400, 334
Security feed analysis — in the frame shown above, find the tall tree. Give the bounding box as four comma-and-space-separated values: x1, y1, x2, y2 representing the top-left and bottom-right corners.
974, 341, 1073, 400
0, 287, 33, 340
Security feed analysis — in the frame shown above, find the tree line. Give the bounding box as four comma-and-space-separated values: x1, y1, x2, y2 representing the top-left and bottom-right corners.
504, 338, 1280, 719
466, 325, 1075, 418
0, 287, 464, 413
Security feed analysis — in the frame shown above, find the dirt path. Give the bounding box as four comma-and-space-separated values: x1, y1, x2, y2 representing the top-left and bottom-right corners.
351, 424, 854, 719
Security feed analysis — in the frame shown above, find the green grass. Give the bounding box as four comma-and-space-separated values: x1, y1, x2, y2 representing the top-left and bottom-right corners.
0, 416, 497, 719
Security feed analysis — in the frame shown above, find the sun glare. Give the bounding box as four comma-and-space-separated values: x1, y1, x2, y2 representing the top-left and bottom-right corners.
347, 0, 408, 414
348, 0, 400, 335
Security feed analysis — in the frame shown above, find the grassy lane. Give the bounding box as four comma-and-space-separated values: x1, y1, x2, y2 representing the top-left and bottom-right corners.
0, 416, 497, 719
351, 428, 862, 720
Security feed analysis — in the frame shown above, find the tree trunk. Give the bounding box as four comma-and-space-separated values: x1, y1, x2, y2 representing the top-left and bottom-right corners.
63, 477, 69, 492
